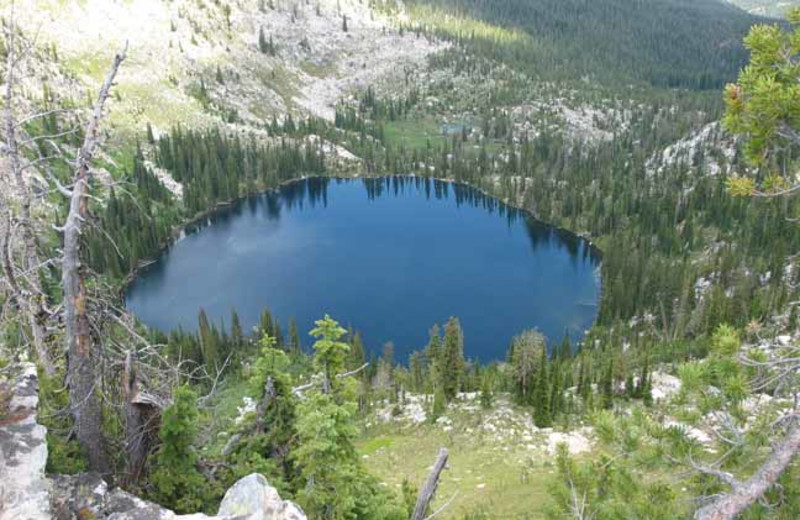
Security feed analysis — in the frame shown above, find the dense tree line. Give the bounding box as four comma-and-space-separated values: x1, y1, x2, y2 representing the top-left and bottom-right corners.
396, 0, 772, 89
155, 127, 326, 213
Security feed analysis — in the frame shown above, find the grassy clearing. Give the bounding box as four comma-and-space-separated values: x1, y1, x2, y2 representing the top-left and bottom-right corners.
299, 59, 337, 79
197, 373, 562, 519
383, 118, 448, 151
259, 65, 301, 112
358, 404, 557, 520
198, 375, 252, 458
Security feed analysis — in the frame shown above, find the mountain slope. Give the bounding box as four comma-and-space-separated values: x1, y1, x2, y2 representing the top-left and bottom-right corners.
11, 0, 442, 137
727, 0, 799, 17
402, 0, 770, 88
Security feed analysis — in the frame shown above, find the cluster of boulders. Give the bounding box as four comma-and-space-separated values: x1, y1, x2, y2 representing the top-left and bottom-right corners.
0, 364, 305, 520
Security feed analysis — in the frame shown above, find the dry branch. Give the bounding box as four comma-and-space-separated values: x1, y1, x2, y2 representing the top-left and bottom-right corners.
694, 421, 800, 520
411, 448, 450, 520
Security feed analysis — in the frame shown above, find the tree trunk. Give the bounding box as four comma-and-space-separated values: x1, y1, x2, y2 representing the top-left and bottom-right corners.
694, 421, 800, 520
63, 46, 126, 474
122, 351, 158, 483
411, 448, 449, 520
256, 375, 276, 434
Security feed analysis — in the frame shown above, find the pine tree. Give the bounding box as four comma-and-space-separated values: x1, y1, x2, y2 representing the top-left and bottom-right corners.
480, 372, 494, 409
440, 317, 464, 402
309, 315, 350, 393
601, 358, 615, 410
550, 360, 564, 418
198, 309, 219, 374
231, 309, 244, 350
533, 348, 551, 427
258, 27, 268, 54
148, 386, 210, 513
288, 317, 301, 355
511, 330, 544, 404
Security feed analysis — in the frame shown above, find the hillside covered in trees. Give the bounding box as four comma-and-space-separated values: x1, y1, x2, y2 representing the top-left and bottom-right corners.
0, 1, 799, 520
400, 0, 768, 88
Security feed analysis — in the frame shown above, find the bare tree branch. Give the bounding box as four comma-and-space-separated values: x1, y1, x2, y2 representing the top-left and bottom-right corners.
694, 421, 800, 520
411, 448, 450, 520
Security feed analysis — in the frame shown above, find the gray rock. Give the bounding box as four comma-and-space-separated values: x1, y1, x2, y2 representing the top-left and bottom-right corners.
0, 363, 51, 520
218, 474, 305, 520
2, 366, 305, 520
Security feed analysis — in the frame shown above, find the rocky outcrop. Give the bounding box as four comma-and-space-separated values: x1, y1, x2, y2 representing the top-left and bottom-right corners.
51, 473, 306, 520
0, 363, 51, 520
217, 474, 305, 520
0, 364, 305, 520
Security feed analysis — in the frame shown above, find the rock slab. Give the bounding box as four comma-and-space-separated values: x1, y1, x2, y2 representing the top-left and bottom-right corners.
0, 363, 51, 520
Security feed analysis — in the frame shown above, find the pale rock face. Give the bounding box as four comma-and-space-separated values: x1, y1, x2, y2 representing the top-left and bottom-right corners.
218, 474, 305, 520
0, 363, 52, 520
1, 365, 305, 520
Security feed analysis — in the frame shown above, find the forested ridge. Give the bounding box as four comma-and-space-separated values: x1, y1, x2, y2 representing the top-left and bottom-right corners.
398, 0, 771, 88
1, 1, 799, 520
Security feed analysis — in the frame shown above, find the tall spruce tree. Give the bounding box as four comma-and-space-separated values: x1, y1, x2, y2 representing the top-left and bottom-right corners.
533, 348, 552, 427
440, 317, 465, 402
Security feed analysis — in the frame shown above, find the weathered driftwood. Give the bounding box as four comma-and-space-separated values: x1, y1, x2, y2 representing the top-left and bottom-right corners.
63, 44, 126, 473
411, 448, 449, 520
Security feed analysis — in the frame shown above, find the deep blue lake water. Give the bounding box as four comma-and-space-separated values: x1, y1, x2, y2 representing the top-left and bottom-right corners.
125, 177, 601, 361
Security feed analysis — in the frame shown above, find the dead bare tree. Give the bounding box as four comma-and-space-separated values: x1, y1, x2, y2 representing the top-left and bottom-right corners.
62, 44, 127, 473
690, 336, 800, 520
694, 420, 800, 520
1, 2, 54, 375
121, 350, 162, 483
411, 448, 450, 520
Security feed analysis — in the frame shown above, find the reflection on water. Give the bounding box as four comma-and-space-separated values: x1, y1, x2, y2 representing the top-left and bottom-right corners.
126, 177, 601, 361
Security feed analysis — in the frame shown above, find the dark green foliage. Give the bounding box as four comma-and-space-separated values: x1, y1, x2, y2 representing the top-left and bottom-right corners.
259, 27, 277, 55
479, 371, 493, 409
404, 0, 768, 89
149, 386, 217, 513
440, 317, 465, 401
600, 358, 615, 410
532, 347, 551, 427
40, 371, 88, 474
548, 443, 683, 519
86, 151, 178, 278
224, 336, 298, 491
198, 309, 220, 374
293, 315, 407, 520
155, 127, 326, 214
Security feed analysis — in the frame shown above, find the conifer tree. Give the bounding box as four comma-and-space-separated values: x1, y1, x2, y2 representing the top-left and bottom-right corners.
231, 309, 244, 350
550, 359, 564, 418
149, 386, 210, 513
533, 348, 551, 427
258, 27, 268, 54
288, 317, 301, 355
440, 317, 465, 401
198, 309, 219, 374
600, 358, 614, 410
